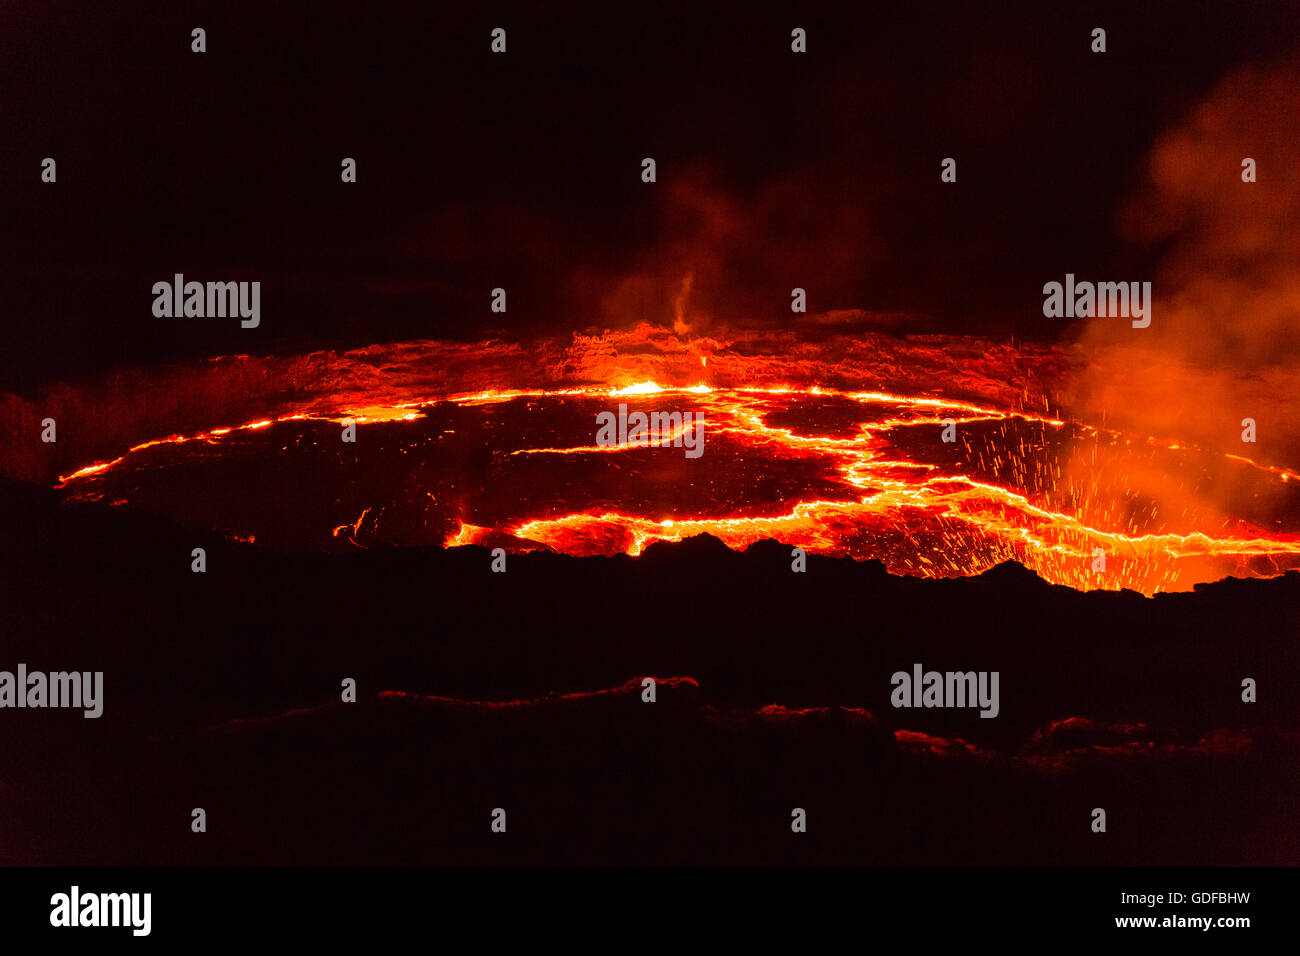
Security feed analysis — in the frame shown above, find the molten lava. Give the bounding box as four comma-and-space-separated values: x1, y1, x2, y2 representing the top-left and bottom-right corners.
49, 325, 1300, 597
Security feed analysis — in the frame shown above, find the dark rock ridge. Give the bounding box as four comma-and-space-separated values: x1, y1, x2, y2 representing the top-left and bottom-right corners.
1, 479, 1295, 864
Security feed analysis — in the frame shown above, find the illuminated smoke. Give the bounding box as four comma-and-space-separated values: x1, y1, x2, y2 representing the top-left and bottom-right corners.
1060, 51, 1300, 536
1068, 53, 1300, 456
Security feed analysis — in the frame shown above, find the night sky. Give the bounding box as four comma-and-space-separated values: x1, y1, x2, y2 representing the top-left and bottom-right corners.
2, 0, 1296, 391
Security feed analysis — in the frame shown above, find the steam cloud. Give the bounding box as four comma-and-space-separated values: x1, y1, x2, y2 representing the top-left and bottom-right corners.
1066, 52, 1300, 470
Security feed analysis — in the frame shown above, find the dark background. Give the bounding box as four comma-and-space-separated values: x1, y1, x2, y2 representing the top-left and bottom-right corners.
1, 4, 1297, 873
3, 483, 1297, 865
3, 0, 1298, 393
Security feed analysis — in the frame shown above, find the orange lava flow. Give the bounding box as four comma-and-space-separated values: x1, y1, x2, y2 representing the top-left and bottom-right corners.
56, 377, 1300, 595
484, 384, 1300, 594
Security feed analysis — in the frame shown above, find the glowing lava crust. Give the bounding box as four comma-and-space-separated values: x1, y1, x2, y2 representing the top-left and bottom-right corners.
57, 374, 1300, 595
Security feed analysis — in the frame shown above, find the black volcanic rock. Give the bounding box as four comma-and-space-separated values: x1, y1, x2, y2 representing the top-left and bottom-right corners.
0, 480, 1296, 864
974, 559, 1045, 586
641, 531, 735, 561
